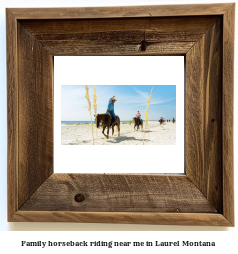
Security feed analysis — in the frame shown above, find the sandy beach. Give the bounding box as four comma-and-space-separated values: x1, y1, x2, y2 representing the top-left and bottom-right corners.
61, 121, 176, 145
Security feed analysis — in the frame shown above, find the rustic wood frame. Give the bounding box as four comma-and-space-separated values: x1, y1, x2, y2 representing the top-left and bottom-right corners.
7, 4, 234, 226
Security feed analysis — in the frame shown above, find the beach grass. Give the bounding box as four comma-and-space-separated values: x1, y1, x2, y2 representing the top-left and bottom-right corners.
84, 85, 94, 145
93, 85, 98, 144
143, 87, 153, 145
122, 121, 133, 125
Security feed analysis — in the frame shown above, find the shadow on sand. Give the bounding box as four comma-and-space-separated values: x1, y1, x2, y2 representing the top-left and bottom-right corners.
106, 136, 150, 144
144, 130, 153, 133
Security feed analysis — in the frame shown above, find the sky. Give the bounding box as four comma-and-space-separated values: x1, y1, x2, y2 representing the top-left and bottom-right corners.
61, 85, 176, 121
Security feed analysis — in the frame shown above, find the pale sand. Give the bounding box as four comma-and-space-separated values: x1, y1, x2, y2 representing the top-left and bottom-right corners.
61, 121, 176, 145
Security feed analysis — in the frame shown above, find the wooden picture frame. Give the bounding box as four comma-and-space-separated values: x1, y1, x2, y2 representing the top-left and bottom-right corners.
7, 3, 234, 226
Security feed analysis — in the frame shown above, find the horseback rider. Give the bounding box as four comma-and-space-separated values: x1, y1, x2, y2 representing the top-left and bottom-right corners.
159, 117, 163, 125
135, 110, 142, 124
106, 96, 117, 125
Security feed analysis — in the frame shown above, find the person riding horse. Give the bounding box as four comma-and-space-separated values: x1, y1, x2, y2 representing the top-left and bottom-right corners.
135, 111, 142, 124
106, 96, 118, 126
133, 111, 143, 130
94, 96, 120, 139
159, 117, 164, 125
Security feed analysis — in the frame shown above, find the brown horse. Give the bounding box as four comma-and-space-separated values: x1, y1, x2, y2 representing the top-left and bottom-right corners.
95, 114, 120, 139
133, 117, 143, 130
159, 118, 164, 125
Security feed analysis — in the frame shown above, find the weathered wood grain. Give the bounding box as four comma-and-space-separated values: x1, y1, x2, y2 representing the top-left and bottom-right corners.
20, 174, 217, 213
20, 18, 149, 34
34, 31, 201, 43
39, 41, 193, 56
186, 18, 223, 212
8, 4, 233, 19
222, 4, 235, 226
18, 23, 54, 208
19, 17, 218, 56
12, 211, 232, 226
7, 9, 18, 221
20, 17, 218, 34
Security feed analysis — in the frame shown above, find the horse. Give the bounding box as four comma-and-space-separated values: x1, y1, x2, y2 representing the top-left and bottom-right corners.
159, 118, 164, 125
133, 117, 143, 130
95, 113, 120, 139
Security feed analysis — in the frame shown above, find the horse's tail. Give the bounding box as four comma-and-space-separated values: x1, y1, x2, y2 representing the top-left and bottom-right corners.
115, 116, 120, 132
116, 115, 120, 124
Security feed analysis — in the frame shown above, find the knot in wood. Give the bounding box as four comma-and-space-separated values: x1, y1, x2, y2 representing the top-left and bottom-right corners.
140, 40, 147, 51
74, 193, 85, 202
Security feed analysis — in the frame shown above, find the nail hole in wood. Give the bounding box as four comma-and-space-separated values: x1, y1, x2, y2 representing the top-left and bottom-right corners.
211, 119, 215, 122
74, 193, 85, 202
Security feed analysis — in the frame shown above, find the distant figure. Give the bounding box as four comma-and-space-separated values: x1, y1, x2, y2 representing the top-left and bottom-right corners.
169, 119, 170, 122
159, 117, 164, 125
135, 110, 142, 124
172, 118, 175, 123
167, 119, 168, 122
106, 96, 117, 125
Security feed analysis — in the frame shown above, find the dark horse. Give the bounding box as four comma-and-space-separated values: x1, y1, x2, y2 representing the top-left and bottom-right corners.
133, 117, 143, 130
95, 114, 120, 139
159, 118, 164, 125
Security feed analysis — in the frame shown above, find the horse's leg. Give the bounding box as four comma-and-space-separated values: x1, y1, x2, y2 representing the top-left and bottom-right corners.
107, 125, 109, 139
102, 126, 107, 138
118, 118, 120, 137
112, 126, 114, 137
